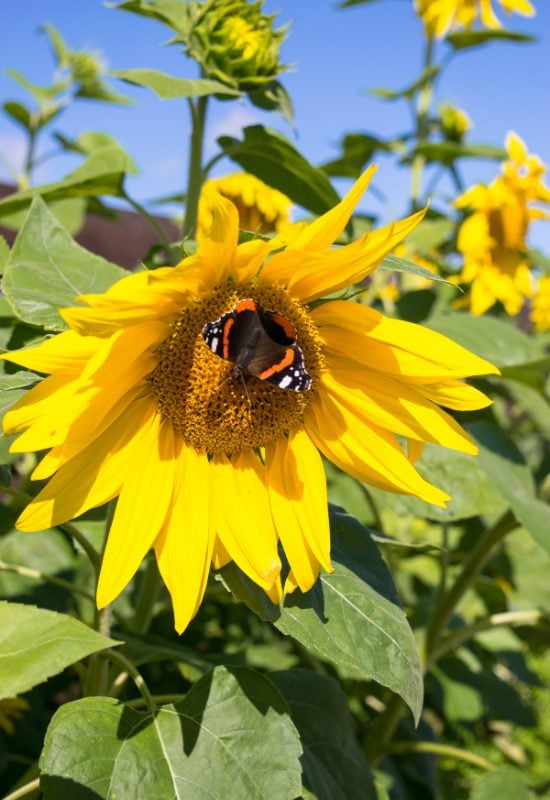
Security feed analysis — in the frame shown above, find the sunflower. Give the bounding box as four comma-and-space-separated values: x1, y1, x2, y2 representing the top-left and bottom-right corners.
454, 132, 550, 316
415, 0, 535, 38
531, 275, 550, 332
199, 173, 292, 235
2, 167, 498, 633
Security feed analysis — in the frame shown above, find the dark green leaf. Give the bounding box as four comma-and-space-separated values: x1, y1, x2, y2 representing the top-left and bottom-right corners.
222, 507, 423, 722
218, 125, 341, 215
3, 101, 32, 131
0, 529, 76, 599
0, 145, 137, 218
0, 464, 11, 486
110, 68, 240, 98
323, 133, 390, 178
272, 670, 377, 800
409, 141, 506, 165
339, 0, 384, 5
40, 667, 302, 800
2, 197, 126, 330
471, 768, 530, 800
0, 601, 119, 699
426, 311, 540, 367
379, 253, 453, 285
248, 80, 294, 124
448, 29, 535, 51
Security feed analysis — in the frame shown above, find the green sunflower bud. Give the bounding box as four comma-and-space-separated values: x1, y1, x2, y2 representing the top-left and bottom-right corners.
439, 103, 471, 143
185, 0, 287, 91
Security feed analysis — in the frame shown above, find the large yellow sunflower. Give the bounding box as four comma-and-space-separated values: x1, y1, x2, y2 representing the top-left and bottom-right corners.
455, 132, 550, 316
2, 167, 498, 632
415, 0, 535, 38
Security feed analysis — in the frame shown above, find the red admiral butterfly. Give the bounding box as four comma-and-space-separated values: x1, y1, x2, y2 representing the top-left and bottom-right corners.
202, 298, 312, 392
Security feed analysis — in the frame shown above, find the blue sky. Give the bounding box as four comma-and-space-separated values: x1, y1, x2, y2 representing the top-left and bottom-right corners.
1, 0, 549, 246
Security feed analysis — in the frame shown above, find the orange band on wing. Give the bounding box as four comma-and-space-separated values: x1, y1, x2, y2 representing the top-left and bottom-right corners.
258, 347, 295, 379
222, 317, 235, 359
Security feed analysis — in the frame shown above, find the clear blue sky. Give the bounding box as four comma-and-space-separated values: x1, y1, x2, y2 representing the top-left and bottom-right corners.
1, 0, 549, 247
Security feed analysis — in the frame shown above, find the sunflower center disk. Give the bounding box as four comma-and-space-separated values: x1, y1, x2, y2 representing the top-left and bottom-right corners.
149, 283, 323, 454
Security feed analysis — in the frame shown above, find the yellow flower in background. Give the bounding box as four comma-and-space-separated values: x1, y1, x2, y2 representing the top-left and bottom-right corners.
0, 697, 29, 735
199, 173, 292, 235
2, 168, 497, 633
415, 0, 535, 38
455, 132, 550, 316
531, 275, 550, 331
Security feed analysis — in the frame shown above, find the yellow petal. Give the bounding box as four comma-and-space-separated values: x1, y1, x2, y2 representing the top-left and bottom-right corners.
313, 300, 499, 380
419, 380, 493, 411
210, 451, 281, 591
305, 394, 450, 507
96, 414, 177, 608
16, 395, 156, 531
266, 428, 332, 593
155, 445, 213, 633
4, 370, 80, 439
323, 364, 478, 455
1, 330, 99, 374
196, 188, 239, 284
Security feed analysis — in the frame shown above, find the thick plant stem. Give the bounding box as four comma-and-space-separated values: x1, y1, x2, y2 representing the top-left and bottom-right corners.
410, 36, 435, 211
386, 741, 495, 771
131, 555, 162, 636
182, 95, 208, 240
424, 509, 518, 664
2, 777, 41, 800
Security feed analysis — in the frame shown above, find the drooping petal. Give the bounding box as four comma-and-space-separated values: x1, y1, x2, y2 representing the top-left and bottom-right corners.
155, 445, 213, 633
210, 450, 281, 591
305, 394, 450, 507
266, 428, 332, 593
96, 414, 177, 609
1, 330, 99, 374
419, 380, 494, 411
16, 395, 157, 531
196, 188, 239, 284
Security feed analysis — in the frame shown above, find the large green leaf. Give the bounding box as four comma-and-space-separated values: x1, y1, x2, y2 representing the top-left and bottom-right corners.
426, 311, 539, 367
110, 0, 194, 36
272, 670, 377, 800
469, 421, 550, 556
0, 145, 137, 218
322, 133, 390, 178
2, 197, 126, 330
0, 371, 39, 425
221, 507, 423, 722
218, 125, 341, 215
471, 768, 531, 800
0, 601, 118, 699
40, 666, 302, 800
448, 29, 535, 51
110, 68, 240, 98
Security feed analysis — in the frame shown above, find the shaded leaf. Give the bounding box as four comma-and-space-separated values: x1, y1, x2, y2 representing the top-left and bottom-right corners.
379, 253, 453, 285
0, 371, 39, 425
3, 101, 32, 131
2, 197, 126, 330
448, 29, 535, 51
40, 666, 302, 800
218, 125, 341, 215
248, 80, 294, 124
323, 133, 390, 178
222, 507, 423, 722
272, 670, 377, 800
0, 235, 9, 272
0, 529, 76, 600
0, 601, 118, 699
471, 768, 530, 800
110, 68, 240, 98
409, 141, 506, 165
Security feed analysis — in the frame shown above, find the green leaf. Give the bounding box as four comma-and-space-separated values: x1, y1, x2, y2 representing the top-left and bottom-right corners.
0, 145, 137, 218
448, 29, 535, 51
110, 0, 194, 36
0, 197, 87, 237
404, 218, 454, 253
469, 421, 550, 557
0, 529, 76, 600
369, 65, 440, 102
426, 311, 539, 367
2, 197, 126, 330
40, 666, 302, 800
272, 670, 377, 800
368, 444, 507, 523
528, 247, 550, 274
379, 253, 453, 285
0, 235, 9, 272
41, 23, 71, 70
218, 125, 341, 215
248, 80, 294, 124
323, 133, 390, 178
6, 69, 69, 106
110, 68, 240, 99
0, 370, 39, 425
471, 767, 531, 800
409, 141, 506, 166
222, 507, 423, 722
3, 101, 32, 131
0, 601, 119, 699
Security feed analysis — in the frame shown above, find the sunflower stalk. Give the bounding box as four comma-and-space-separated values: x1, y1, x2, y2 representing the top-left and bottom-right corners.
410, 35, 435, 211
182, 94, 209, 240
130, 554, 162, 636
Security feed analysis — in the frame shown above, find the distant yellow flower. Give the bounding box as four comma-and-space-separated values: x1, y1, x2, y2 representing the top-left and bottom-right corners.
531, 275, 550, 331
415, 0, 535, 38
0, 697, 29, 735
199, 173, 292, 235
455, 132, 550, 316
2, 168, 497, 633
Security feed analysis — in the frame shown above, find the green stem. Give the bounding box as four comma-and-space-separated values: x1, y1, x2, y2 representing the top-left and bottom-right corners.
125, 693, 186, 708
102, 649, 156, 714
1, 777, 41, 800
22, 122, 38, 186
429, 609, 542, 664
385, 741, 495, 772
0, 560, 95, 601
424, 510, 518, 665
130, 555, 162, 636
365, 694, 405, 767
410, 36, 435, 211
122, 190, 179, 264
182, 95, 208, 240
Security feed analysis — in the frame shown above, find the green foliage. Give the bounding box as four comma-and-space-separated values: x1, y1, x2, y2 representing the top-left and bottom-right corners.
110, 68, 241, 98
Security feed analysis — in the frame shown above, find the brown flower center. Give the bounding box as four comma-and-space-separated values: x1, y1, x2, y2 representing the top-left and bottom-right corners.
148, 283, 323, 454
